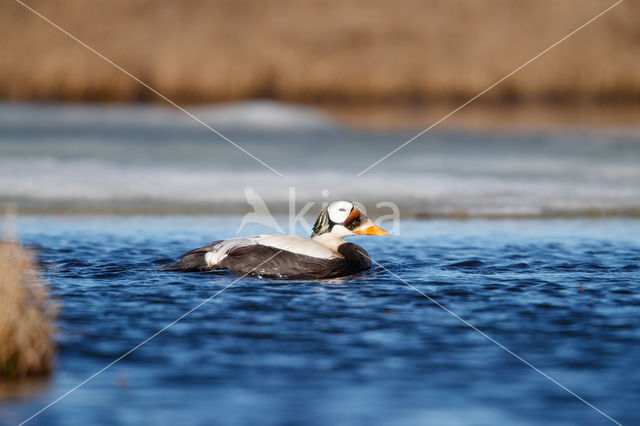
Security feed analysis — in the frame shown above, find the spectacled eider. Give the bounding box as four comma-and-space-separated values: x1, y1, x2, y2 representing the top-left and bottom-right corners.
164, 200, 389, 279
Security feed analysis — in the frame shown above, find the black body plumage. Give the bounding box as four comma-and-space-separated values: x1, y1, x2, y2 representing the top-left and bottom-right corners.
164, 241, 372, 279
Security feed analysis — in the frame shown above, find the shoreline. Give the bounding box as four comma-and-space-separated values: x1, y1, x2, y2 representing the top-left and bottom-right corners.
7, 202, 640, 219
321, 101, 640, 130
3, 99, 639, 132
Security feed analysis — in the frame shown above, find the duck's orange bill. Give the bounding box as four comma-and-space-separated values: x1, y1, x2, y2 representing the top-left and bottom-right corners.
355, 224, 389, 235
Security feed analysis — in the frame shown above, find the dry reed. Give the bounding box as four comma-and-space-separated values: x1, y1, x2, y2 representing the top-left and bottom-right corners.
0, 232, 56, 380
0, 0, 638, 106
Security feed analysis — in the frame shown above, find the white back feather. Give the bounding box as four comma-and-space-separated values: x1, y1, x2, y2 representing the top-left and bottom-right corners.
204, 234, 342, 267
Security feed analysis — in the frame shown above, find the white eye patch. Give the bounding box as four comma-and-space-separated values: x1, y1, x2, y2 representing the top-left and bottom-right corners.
327, 201, 353, 223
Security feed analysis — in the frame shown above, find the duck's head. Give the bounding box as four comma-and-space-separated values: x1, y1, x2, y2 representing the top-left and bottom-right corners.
311, 200, 389, 238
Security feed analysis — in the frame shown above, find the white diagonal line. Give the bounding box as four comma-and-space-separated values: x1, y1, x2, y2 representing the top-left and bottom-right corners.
19, 250, 285, 425
14, 0, 283, 177
370, 258, 621, 425
356, 0, 624, 176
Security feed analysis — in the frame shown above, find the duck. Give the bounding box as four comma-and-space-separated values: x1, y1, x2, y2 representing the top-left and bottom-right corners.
164, 200, 389, 279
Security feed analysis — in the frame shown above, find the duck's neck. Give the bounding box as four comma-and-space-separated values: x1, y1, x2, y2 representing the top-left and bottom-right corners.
312, 233, 346, 254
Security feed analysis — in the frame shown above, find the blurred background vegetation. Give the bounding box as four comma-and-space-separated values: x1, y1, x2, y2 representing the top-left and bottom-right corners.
1, 0, 638, 126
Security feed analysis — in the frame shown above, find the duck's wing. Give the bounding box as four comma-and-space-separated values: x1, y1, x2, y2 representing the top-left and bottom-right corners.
177, 240, 224, 258
163, 237, 254, 271
164, 234, 340, 272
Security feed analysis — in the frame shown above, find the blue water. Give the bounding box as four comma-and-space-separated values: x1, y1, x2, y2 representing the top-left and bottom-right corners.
2, 216, 639, 425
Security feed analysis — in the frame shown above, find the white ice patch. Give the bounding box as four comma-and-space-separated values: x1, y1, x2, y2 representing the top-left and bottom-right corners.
190, 101, 334, 130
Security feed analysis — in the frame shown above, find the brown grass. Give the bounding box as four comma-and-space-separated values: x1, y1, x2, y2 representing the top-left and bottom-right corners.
0, 235, 56, 381
0, 0, 638, 107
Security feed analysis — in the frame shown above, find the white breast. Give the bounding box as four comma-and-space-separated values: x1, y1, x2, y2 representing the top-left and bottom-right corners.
204, 234, 342, 267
